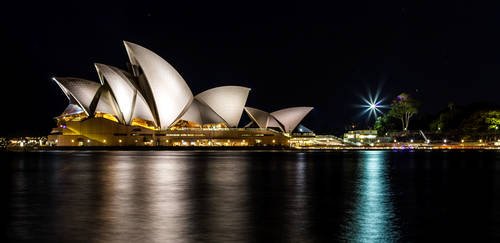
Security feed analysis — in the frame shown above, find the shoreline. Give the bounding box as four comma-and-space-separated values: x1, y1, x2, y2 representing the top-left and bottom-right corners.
3, 145, 500, 152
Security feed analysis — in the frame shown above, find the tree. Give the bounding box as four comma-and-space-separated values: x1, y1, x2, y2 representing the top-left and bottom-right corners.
387, 93, 419, 131
461, 110, 500, 133
484, 111, 500, 130
374, 114, 400, 135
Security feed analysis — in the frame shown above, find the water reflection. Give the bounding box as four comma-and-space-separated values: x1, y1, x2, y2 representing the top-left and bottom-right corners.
342, 151, 400, 242
288, 152, 309, 241
146, 154, 191, 242
4, 151, 500, 242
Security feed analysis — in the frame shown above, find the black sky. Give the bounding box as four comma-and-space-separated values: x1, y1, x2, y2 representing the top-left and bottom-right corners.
2, 0, 500, 136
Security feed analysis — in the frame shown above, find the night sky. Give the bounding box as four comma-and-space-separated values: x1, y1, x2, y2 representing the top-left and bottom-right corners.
2, 0, 500, 136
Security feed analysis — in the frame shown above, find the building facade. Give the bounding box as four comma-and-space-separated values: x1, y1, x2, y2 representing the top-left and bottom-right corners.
48, 41, 315, 147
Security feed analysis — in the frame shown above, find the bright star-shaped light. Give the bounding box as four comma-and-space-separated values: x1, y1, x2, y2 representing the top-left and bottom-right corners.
358, 89, 388, 122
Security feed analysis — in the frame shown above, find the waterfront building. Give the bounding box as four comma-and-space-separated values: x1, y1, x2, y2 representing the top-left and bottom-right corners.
48, 41, 318, 147
343, 130, 378, 145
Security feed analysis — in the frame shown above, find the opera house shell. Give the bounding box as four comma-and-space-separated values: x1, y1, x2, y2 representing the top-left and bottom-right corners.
48, 41, 314, 147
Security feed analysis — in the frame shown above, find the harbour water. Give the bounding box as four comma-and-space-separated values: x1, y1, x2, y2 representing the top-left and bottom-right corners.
3, 150, 500, 242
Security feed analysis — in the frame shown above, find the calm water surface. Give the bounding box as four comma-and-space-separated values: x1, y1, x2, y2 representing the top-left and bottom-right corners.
2, 150, 500, 242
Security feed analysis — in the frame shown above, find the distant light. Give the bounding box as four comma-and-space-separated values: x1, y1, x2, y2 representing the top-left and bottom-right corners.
87, 139, 91, 143
410, 139, 414, 143
360, 90, 387, 121
444, 139, 447, 143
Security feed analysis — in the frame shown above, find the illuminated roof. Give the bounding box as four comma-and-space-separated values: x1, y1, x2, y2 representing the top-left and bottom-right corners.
132, 91, 157, 124
181, 99, 230, 125
61, 104, 84, 116
95, 89, 120, 117
53, 77, 101, 116
179, 100, 203, 124
124, 41, 193, 129
95, 63, 136, 124
271, 107, 313, 132
195, 86, 250, 127
52, 41, 313, 130
244, 107, 270, 128
244, 106, 313, 132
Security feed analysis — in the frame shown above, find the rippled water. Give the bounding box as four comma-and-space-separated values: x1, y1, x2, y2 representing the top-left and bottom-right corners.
2, 150, 500, 242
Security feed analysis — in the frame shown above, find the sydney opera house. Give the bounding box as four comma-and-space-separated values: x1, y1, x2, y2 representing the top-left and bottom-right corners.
47, 41, 314, 147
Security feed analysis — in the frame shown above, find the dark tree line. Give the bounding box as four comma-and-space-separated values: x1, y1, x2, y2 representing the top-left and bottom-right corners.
374, 95, 500, 137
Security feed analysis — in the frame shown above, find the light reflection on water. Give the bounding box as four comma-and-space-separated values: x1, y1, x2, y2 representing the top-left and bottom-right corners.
3, 150, 500, 242
341, 151, 400, 242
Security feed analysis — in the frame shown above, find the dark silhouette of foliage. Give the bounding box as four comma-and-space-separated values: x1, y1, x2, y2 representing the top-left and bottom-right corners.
387, 93, 419, 131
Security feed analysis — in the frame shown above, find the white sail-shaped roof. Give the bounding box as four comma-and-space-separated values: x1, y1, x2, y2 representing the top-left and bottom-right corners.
132, 93, 156, 124
123, 41, 193, 129
198, 101, 226, 124
95, 63, 137, 124
244, 107, 270, 128
60, 104, 84, 116
95, 89, 120, 117
270, 107, 313, 132
180, 99, 227, 125
244, 106, 284, 131
53, 77, 101, 116
195, 86, 250, 127
267, 116, 283, 129
180, 100, 203, 124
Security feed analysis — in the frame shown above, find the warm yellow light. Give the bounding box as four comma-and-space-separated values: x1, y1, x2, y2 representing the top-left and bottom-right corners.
119, 139, 122, 143
272, 139, 276, 143
103, 139, 106, 143
87, 139, 90, 143
461, 139, 464, 143
71, 140, 74, 143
